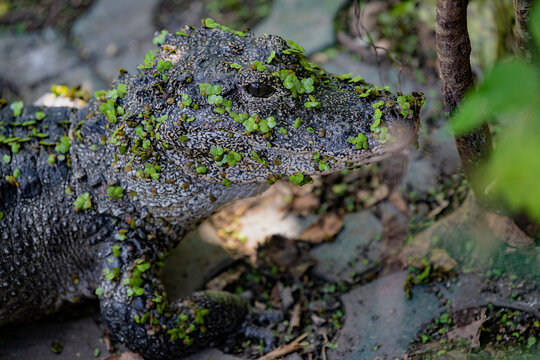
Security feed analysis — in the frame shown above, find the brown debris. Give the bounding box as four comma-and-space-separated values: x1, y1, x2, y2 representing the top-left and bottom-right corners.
298, 214, 344, 244
447, 317, 488, 348
99, 352, 144, 360
258, 333, 308, 360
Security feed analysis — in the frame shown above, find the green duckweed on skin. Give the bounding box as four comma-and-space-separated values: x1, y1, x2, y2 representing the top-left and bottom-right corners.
10, 101, 23, 117
73, 192, 92, 211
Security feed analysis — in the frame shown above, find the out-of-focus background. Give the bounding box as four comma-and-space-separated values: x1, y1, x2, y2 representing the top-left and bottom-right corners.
1, 1, 539, 359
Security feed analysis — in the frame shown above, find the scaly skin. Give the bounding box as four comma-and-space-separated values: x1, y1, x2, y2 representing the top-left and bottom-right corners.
0, 20, 423, 359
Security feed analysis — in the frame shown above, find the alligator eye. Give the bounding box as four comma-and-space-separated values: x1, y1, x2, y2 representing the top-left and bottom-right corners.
245, 82, 275, 98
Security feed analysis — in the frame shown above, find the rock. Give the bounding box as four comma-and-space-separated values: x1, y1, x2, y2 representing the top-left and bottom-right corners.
401, 126, 461, 198
234, 184, 319, 252
71, 0, 160, 83
161, 222, 235, 300
311, 211, 383, 282
0, 315, 108, 359
254, 0, 348, 55
180, 348, 242, 360
328, 271, 445, 360
0, 29, 103, 104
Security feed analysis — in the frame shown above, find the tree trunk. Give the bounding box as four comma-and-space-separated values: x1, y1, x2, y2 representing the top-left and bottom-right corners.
435, 0, 493, 204
513, 0, 538, 62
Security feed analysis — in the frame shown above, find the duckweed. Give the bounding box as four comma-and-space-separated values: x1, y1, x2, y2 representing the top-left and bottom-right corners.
35, 111, 46, 120
282, 39, 305, 54
55, 136, 70, 154
202, 18, 247, 37
250, 150, 267, 166
10, 101, 23, 117
106, 185, 124, 199
347, 133, 369, 150
266, 50, 276, 64
153, 30, 168, 45
138, 50, 157, 70
289, 172, 312, 186
73, 192, 92, 211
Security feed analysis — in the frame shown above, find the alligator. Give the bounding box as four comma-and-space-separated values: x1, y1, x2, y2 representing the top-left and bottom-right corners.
0, 19, 423, 359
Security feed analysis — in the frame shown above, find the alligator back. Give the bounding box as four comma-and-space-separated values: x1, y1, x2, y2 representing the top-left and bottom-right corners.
0, 106, 111, 324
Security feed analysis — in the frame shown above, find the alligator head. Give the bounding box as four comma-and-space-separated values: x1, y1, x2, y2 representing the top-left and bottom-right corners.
100, 19, 423, 226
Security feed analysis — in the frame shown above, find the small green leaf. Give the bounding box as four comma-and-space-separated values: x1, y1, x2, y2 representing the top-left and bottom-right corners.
10, 101, 23, 117
230, 63, 242, 69
73, 192, 92, 211
35, 111, 46, 120
11, 142, 20, 153
226, 151, 242, 167
47, 154, 56, 165
112, 245, 122, 258
106, 185, 124, 199
153, 30, 168, 45
196, 166, 207, 174
348, 75, 364, 83
347, 133, 369, 150
55, 136, 70, 154
338, 72, 353, 80
267, 50, 276, 64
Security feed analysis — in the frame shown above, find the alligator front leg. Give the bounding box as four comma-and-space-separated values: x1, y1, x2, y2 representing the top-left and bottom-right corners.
97, 247, 248, 360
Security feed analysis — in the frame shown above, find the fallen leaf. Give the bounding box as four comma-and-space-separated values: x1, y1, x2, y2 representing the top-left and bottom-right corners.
485, 212, 534, 248
258, 333, 307, 360
289, 303, 302, 330
99, 352, 144, 360
206, 265, 244, 291
447, 318, 488, 348
259, 235, 315, 277
363, 184, 389, 208
429, 248, 457, 273
291, 192, 320, 216
298, 214, 343, 244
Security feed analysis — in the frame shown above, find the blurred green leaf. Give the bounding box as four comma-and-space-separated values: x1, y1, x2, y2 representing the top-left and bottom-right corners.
451, 1, 540, 221
452, 60, 539, 135
531, 1, 540, 47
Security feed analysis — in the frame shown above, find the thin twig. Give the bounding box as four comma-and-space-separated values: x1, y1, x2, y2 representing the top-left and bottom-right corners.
258, 333, 308, 360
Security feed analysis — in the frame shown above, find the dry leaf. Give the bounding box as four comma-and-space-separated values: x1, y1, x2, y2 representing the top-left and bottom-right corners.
298, 214, 343, 244
99, 352, 144, 360
429, 248, 457, 273
485, 212, 534, 248
447, 318, 488, 348
364, 184, 389, 208
206, 265, 244, 291
290, 303, 302, 330
258, 333, 307, 360
291, 192, 320, 216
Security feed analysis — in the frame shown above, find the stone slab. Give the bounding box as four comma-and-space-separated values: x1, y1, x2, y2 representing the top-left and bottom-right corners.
328, 271, 445, 360
71, 0, 160, 82
161, 222, 235, 300
311, 211, 383, 282
0, 315, 107, 359
254, 0, 348, 54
